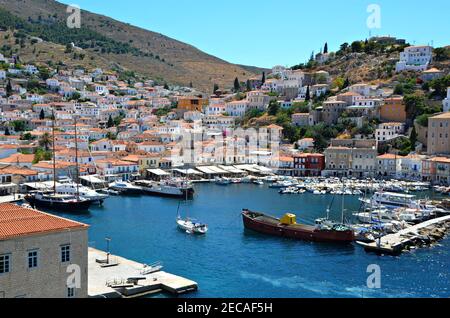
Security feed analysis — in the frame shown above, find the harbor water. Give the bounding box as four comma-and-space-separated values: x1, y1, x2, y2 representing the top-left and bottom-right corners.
55, 183, 450, 298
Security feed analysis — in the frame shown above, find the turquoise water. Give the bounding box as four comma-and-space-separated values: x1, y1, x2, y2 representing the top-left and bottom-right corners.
56, 183, 450, 298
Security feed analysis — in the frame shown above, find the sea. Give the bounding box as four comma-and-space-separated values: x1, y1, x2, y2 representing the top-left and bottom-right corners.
54, 183, 450, 298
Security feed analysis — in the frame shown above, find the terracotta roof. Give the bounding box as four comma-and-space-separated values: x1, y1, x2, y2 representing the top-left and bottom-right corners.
0, 153, 35, 163
0, 203, 88, 240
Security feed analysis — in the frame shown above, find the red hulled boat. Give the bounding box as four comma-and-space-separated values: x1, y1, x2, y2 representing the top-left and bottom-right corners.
242, 209, 355, 243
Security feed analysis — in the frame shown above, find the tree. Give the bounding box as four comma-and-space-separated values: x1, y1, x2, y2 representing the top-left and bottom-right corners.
305, 86, 311, 101
39, 132, 52, 151
233, 77, 240, 92
39, 109, 45, 120
163, 83, 169, 90
246, 79, 251, 92
4, 127, 10, 136
268, 100, 280, 116
65, 43, 73, 53
410, 125, 418, 149
107, 115, 114, 128
213, 83, 219, 94
404, 94, 426, 122
351, 41, 363, 53
6, 80, 12, 97
261, 72, 266, 85
343, 78, 350, 89
323, 42, 328, 54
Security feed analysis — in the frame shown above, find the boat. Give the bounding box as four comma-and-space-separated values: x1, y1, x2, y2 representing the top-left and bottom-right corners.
25, 116, 93, 212
215, 177, 232, 185
56, 181, 109, 204
25, 192, 93, 211
242, 209, 354, 242
176, 217, 208, 235
135, 179, 194, 199
253, 179, 264, 185
109, 181, 143, 195
176, 188, 207, 235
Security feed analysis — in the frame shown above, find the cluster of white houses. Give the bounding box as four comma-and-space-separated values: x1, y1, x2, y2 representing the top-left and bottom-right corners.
0, 43, 449, 195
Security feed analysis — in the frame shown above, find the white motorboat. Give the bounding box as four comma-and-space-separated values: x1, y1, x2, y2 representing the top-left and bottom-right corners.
176, 217, 208, 235
215, 177, 232, 185
109, 181, 143, 195
136, 180, 194, 198
56, 182, 109, 204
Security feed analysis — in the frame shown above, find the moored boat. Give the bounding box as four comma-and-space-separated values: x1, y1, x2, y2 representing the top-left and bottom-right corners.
25, 192, 93, 211
242, 209, 354, 242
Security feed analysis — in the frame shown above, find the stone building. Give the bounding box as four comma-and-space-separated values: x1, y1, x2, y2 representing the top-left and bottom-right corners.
0, 203, 89, 298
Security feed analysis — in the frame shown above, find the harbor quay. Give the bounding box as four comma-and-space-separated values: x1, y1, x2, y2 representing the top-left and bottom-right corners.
88, 248, 198, 298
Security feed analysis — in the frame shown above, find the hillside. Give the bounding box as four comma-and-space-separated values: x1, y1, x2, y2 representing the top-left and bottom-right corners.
296, 41, 450, 86
0, 0, 265, 92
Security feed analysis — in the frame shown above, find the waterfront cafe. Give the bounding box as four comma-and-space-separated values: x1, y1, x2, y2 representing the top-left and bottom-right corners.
195, 166, 230, 179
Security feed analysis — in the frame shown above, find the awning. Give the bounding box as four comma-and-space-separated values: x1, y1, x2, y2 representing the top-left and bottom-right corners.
218, 165, 246, 174
234, 165, 260, 173
204, 166, 229, 174
79, 175, 106, 184
147, 169, 170, 176
195, 166, 220, 174
173, 169, 203, 175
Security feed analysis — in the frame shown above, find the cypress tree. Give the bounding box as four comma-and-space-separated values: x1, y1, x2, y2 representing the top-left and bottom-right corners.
305, 85, 311, 101
233, 77, 240, 92
39, 109, 45, 120
261, 72, 266, 85
6, 80, 12, 97
4, 127, 10, 136
246, 79, 251, 91
107, 115, 114, 128
324, 42, 328, 54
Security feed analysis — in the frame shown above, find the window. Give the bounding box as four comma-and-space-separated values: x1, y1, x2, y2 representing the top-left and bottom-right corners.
67, 287, 75, 298
61, 245, 71, 263
28, 250, 38, 269
0, 254, 10, 274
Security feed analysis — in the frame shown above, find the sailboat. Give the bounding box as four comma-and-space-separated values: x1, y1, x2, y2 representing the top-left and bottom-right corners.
25, 115, 93, 211
176, 178, 207, 235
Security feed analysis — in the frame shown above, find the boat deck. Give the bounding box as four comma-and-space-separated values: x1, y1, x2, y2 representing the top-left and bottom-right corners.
88, 248, 198, 298
252, 215, 316, 231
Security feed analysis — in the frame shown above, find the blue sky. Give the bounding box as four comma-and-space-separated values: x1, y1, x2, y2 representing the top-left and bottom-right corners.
59, 0, 449, 68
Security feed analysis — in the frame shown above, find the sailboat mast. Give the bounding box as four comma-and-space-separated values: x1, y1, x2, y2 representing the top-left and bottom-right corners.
74, 116, 80, 199
52, 111, 57, 193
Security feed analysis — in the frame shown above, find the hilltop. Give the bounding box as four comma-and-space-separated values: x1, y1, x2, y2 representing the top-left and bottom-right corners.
0, 0, 265, 92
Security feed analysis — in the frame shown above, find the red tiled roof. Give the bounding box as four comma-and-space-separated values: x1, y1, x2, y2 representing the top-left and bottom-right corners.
0, 203, 88, 240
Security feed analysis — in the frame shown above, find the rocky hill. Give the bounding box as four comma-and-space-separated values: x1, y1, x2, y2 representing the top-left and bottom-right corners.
0, 0, 265, 92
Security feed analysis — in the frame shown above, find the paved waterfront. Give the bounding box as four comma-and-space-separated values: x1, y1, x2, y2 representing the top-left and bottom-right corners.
55, 183, 450, 298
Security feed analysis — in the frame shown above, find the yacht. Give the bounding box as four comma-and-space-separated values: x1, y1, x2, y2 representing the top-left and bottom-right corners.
25, 192, 92, 211
215, 177, 232, 186
56, 182, 109, 204
109, 181, 143, 195
135, 179, 194, 199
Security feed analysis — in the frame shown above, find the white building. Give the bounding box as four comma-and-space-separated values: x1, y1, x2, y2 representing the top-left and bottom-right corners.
0, 70, 6, 80
443, 87, 450, 112
225, 100, 248, 117
376, 122, 405, 142
396, 45, 433, 72
0, 203, 89, 298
